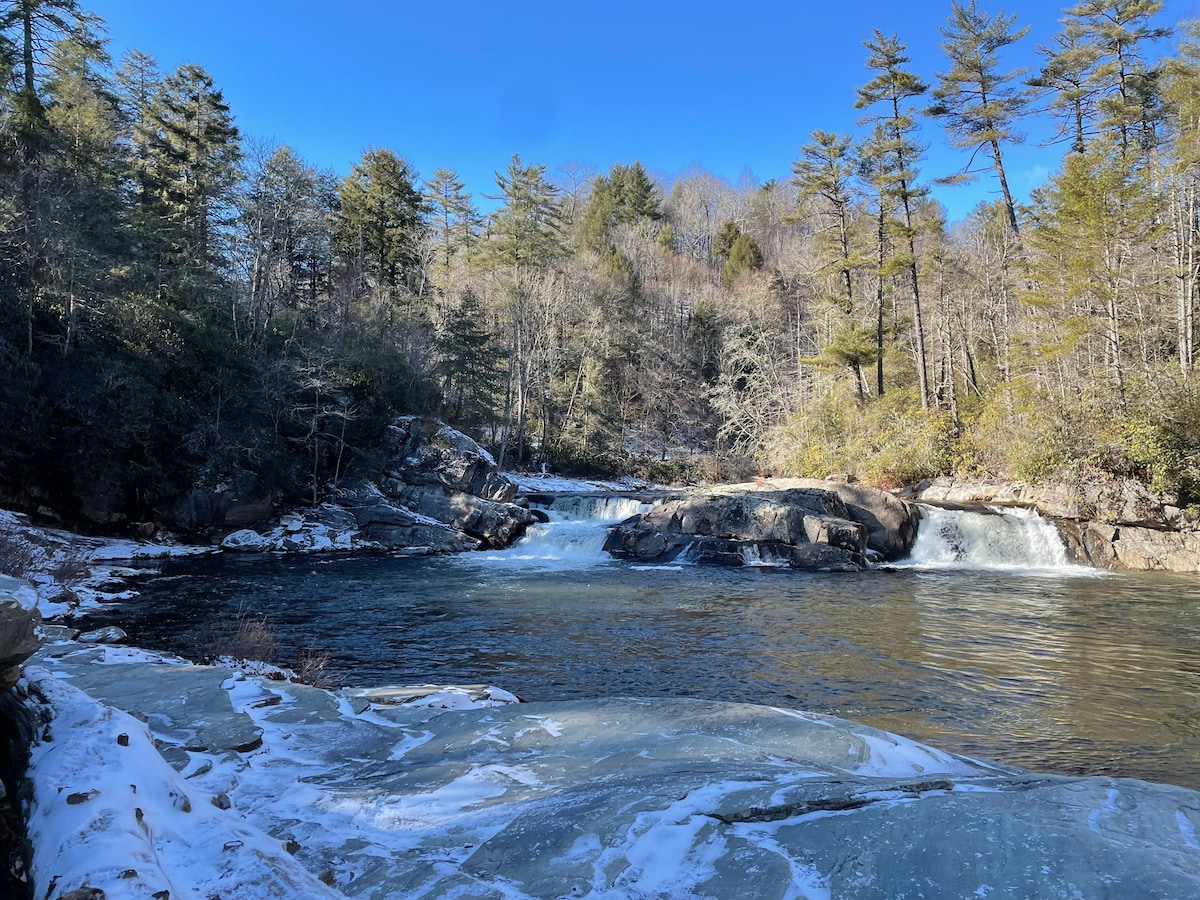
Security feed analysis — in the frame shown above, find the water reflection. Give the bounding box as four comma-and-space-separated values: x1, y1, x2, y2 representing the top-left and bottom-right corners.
111, 555, 1200, 790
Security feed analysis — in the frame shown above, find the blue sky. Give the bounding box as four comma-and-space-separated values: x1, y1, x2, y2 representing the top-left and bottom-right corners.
87, 0, 1195, 222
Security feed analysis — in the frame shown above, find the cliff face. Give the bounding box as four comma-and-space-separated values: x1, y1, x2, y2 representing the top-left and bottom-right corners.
912, 477, 1200, 574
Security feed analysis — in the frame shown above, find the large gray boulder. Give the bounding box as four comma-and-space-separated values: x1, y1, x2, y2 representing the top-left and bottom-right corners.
604, 489, 868, 571
0, 575, 41, 690
329, 486, 480, 553
382, 416, 517, 503
737, 478, 919, 561
393, 485, 534, 550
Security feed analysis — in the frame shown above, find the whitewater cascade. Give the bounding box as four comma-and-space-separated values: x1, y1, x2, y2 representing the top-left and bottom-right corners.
905, 504, 1080, 571
470, 495, 651, 568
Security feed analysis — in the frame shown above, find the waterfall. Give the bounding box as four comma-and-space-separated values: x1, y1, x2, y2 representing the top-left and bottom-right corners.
466, 495, 652, 569
903, 504, 1082, 572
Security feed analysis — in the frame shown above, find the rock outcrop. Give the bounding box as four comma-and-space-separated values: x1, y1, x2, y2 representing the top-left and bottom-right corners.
25, 644, 1200, 899
0, 575, 41, 690
914, 476, 1200, 573
216, 417, 530, 555
381, 416, 517, 502
738, 478, 919, 561
604, 487, 870, 571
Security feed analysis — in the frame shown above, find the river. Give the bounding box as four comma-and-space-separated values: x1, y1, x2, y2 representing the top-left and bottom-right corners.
101, 498, 1200, 791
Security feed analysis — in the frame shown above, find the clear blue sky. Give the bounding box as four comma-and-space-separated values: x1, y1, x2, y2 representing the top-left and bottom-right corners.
86, 0, 1195, 222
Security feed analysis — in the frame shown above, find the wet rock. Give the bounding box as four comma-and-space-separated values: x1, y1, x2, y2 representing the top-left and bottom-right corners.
335, 486, 479, 553
396, 485, 533, 549
915, 477, 1200, 573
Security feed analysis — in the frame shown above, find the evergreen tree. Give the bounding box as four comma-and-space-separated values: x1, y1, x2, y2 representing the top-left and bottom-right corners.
335, 148, 427, 296
1060, 0, 1171, 154
927, 1, 1030, 232
133, 63, 241, 296
791, 130, 860, 309
238, 143, 337, 340
40, 30, 124, 352
578, 161, 659, 255
855, 30, 933, 408
713, 219, 742, 260
1031, 27, 1102, 155
721, 232, 763, 287
486, 153, 564, 267
424, 167, 481, 287
0, 0, 95, 354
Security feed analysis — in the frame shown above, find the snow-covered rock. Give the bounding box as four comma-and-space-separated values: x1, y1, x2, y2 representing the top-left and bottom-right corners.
220, 529, 272, 552
0, 575, 41, 688
77, 626, 127, 644
20, 667, 341, 900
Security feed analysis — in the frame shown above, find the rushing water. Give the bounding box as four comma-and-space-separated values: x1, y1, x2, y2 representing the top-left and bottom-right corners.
105, 499, 1200, 791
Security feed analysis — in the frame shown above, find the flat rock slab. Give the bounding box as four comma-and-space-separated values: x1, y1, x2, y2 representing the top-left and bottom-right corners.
25, 645, 1200, 899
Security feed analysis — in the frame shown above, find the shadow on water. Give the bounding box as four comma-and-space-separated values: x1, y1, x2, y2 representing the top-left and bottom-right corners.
107, 546, 1200, 791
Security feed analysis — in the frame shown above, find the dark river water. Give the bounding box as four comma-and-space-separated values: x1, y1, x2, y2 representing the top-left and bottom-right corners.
99, 505, 1200, 792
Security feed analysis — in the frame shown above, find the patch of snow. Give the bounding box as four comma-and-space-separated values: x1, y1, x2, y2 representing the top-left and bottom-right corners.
21, 668, 342, 900
0, 573, 39, 611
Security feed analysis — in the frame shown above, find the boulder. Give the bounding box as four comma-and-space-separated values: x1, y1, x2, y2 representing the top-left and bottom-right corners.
395, 485, 534, 549
381, 416, 516, 502
220, 529, 272, 552
0, 575, 41, 690
604, 489, 868, 571
336, 486, 479, 553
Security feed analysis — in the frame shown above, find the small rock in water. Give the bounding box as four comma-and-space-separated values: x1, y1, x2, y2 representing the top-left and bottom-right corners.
78, 626, 127, 644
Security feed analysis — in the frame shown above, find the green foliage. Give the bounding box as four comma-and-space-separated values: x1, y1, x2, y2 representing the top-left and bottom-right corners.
721, 233, 763, 287
336, 148, 427, 294
773, 386, 956, 487
580, 161, 661, 255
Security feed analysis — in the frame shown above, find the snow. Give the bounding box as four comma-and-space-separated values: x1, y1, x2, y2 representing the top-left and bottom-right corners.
21, 667, 342, 900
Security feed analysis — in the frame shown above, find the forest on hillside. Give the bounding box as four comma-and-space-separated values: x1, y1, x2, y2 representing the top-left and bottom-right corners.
1, 0, 1198, 527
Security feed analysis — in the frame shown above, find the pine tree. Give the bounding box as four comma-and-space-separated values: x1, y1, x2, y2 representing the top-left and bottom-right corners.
721, 232, 763, 287
1031, 27, 1102, 155
335, 148, 427, 296
855, 30, 932, 408
41, 30, 124, 352
1058, 0, 1171, 155
424, 167, 481, 287
792, 130, 860, 310
134, 63, 242, 295
0, 0, 95, 353
578, 160, 660, 255
486, 154, 564, 267
927, 1, 1030, 232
